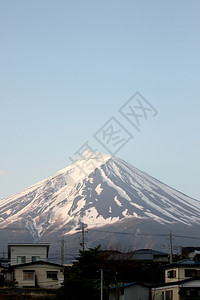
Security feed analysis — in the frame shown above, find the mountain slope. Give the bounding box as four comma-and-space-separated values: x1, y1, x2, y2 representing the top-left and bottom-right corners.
0, 152, 200, 245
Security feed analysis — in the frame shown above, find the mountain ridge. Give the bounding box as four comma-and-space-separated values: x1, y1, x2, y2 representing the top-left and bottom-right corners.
0, 152, 199, 247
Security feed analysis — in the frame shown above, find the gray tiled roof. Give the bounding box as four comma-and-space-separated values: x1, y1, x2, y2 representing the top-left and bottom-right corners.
166, 259, 200, 269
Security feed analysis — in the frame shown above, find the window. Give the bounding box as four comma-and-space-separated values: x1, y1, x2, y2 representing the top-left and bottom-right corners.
160, 292, 164, 300
17, 256, 26, 264
186, 290, 190, 296
23, 270, 35, 281
185, 269, 197, 277
166, 290, 173, 300
167, 270, 176, 278
31, 256, 40, 262
180, 288, 200, 298
46, 271, 58, 280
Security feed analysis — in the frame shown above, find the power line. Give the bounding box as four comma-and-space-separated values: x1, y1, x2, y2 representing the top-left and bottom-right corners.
88, 228, 169, 237
173, 234, 200, 240
88, 228, 200, 240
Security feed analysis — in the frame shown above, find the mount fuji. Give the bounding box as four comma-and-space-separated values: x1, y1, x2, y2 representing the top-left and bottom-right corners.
0, 152, 200, 258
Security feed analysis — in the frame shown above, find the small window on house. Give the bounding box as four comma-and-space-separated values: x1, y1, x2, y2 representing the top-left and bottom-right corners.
23, 270, 35, 280
166, 290, 173, 300
160, 292, 164, 300
46, 271, 58, 280
31, 256, 40, 262
186, 290, 190, 296
185, 269, 197, 277
17, 256, 26, 264
120, 287, 124, 295
167, 270, 176, 278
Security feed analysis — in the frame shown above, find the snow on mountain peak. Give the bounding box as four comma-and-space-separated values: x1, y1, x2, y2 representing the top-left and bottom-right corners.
0, 153, 200, 241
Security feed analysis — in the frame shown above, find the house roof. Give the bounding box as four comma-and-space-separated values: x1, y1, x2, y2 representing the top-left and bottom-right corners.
109, 282, 150, 290
8, 243, 50, 258
107, 248, 168, 261
132, 249, 168, 256
165, 259, 200, 269
152, 277, 200, 288
12, 260, 63, 268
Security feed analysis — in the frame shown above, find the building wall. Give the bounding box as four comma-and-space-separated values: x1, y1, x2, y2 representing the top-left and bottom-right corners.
165, 267, 200, 283
133, 253, 153, 260
14, 267, 35, 287
10, 245, 48, 265
165, 268, 179, 283
14, 263, 64, 289
179, 267, 200, 281
152, 286, 179, 300
125, 285, 148, 300
154, 256, 169, 262
109, 285, 148, 300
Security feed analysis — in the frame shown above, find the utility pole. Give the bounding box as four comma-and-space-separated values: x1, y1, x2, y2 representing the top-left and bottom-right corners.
78, 222, 87, 251
169, 231, 173, 263
81, 222, 85, 251
58, 236, 65, 265
101, 269, 103, 300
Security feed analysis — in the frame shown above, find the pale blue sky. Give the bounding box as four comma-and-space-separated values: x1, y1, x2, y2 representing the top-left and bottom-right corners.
0, 0, 200, 200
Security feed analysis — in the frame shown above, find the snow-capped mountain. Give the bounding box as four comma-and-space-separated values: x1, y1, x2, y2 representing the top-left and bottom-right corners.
0, 152, 200, 254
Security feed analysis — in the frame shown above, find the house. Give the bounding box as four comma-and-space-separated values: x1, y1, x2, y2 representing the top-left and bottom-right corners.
8, 243, 50, 265
6, 243, 64, 289
130, 249, 169, 262
164, 259, 200, 283
107, 249, 169, 262
182, 247, 200, 260
12, 260, 64, 289
151, 259, 200, 300
109, 282, 150, 300
152, 278, 200, 300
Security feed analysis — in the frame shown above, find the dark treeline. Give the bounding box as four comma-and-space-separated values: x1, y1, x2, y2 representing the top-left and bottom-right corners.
57, 245, 170, 300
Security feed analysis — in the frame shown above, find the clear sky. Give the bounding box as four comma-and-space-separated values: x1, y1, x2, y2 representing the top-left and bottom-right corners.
0, 0, 200, 200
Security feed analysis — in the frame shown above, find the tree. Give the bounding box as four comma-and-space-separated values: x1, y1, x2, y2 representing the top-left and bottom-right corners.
57, 245, 107, 300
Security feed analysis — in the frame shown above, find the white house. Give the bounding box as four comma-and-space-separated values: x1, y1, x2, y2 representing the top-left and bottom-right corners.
12, 260, 64, 289
8, 243, 50, 266
152, 259, 200, 300
109, 282, 149, 300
